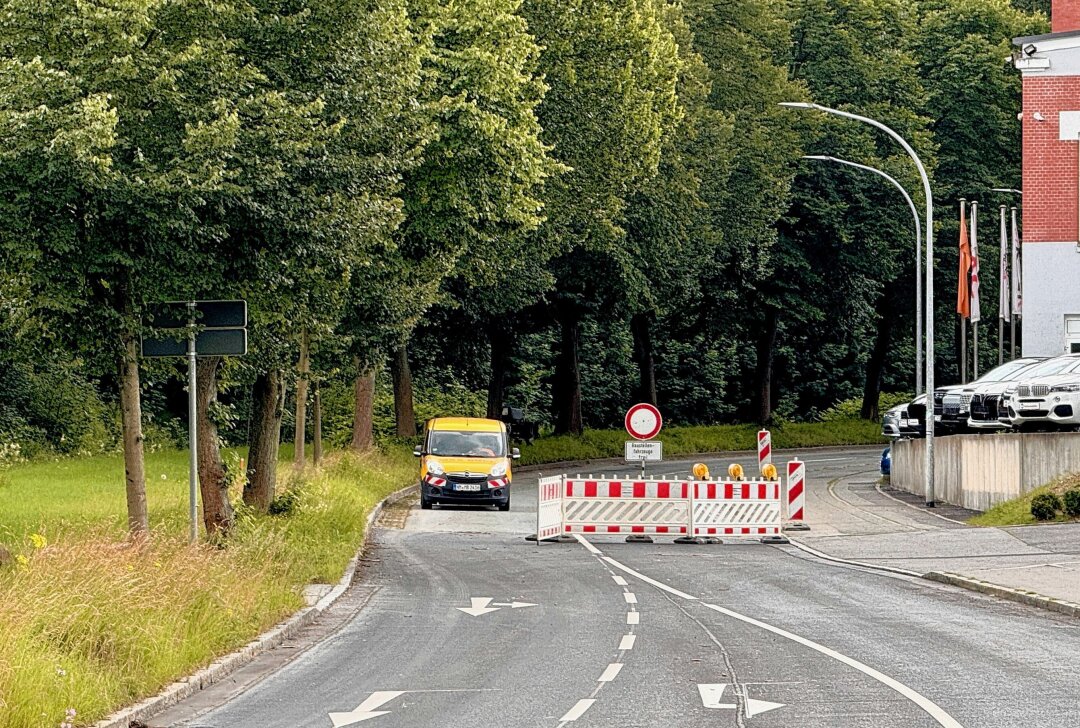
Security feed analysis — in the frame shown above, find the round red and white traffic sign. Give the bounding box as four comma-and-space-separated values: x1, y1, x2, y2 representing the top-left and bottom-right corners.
625, 403, 662, 440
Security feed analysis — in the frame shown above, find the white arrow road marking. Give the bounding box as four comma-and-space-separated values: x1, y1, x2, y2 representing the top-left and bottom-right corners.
746, 697, 786, 718
457, 597, 501, 617
698, 684, 785, 718
698, 683, 736, 710
491, 601, 537, 608
328, 691, 404, 727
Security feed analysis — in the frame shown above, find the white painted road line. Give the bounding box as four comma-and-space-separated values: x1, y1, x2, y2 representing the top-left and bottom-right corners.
623, 592, 638, 604
598, 663, 624, 682
573, 534, 603, 555
583, 543, 966, 728
612, 575, 628, 586
560, 699, 596, 721
626, 612, 640, 625
603, 557, 698, 600
619, 634, 637, 650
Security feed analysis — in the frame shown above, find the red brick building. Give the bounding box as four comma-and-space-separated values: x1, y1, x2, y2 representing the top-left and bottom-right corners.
1014, 0, 1080, 355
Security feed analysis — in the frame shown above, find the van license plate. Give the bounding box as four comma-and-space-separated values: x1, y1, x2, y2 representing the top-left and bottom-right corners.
455, 483, 482, 492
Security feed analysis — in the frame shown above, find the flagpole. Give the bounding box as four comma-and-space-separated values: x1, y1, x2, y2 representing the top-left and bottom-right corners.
960, 199, 968, 384
972, 201, 979, 380
1011, 205, 1020, 358
999, 204, 1007, 366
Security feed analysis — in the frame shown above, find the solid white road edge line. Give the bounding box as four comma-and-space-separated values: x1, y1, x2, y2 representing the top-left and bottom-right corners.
700, 602, 963, 728
619, 634, 637, 650
589, 544, 965, 728
559, 699, 596, 721
573, 534, 603, 555
787, 538, 923, 578
602, 557, 699, 600
598, 663, 624, 682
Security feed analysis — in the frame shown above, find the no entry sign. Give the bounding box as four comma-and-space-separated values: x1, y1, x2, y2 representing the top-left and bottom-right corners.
625, 403, 663, 440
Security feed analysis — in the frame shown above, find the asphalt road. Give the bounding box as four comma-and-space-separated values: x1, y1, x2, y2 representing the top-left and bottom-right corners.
162, 447, 1080, 728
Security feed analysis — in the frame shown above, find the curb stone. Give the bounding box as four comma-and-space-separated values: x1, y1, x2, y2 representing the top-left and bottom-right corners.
91, 482, 418, 728
924, 571, 1080, 620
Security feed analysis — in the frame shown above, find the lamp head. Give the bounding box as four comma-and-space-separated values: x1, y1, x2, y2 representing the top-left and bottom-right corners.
779, 101, 815, 110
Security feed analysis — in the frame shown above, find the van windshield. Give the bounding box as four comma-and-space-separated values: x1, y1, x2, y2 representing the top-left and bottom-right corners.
428, 430, 506, 458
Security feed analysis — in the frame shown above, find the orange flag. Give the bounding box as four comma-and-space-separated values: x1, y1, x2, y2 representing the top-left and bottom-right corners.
957, 201, 971, 319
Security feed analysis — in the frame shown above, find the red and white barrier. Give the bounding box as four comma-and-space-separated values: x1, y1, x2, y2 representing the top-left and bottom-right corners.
757, 430, 772, 473
536, 475, 782, 542
784, 459, 810, 531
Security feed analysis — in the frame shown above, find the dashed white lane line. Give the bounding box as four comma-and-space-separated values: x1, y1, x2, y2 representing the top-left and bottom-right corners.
583, 543, 966, 728
623, 592, 638, 604
627, 612, 640, 625
598, 663, 624, 682
612, 575, 628, 586
619, 634, 637, 650
559, 699, 596, 721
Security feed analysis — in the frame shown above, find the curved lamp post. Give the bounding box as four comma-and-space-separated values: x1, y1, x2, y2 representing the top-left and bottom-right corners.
803, 154, 923, 396
782, 102, 936, 507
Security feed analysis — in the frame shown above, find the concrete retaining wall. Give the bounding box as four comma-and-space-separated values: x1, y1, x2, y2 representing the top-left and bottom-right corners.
892, 433, 1080, 511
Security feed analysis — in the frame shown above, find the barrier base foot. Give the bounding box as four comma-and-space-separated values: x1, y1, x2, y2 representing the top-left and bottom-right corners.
625, 535, 654, 543
674, 536, 724, 545
525, 534, 575, 543
783, 522, 811, 532
760, 535, 790, 545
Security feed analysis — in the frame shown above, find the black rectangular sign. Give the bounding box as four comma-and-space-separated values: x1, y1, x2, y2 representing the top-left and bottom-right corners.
141, 328, 248, 358
145, 300, 248, 329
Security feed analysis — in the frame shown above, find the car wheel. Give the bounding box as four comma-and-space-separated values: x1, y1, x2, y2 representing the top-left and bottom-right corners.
421, 492, 433, 510
498, 499, 511, 512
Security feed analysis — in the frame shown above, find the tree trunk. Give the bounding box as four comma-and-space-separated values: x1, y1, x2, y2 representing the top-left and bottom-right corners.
861, 294, 894, 421
351, 362, 376, 452
313, 385, 323, 466
630, 312, 658, 406
553, 308, 583, 435
244, 369, 283, 513
196, 356, 234, 537
391, 342, 416, 437
754, 307, 779, 425
294, 328, 310, 468
119, 331, 149, 538
486, 324, 512, 419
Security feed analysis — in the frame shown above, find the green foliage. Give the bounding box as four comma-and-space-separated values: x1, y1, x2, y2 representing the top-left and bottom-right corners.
1030, 492, 1062, 522
1063, 489, 1080, 519
819, 392, 914, 422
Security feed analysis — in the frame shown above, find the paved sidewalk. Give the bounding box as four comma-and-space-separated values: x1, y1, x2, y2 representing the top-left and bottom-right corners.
796, 471, 1080, 613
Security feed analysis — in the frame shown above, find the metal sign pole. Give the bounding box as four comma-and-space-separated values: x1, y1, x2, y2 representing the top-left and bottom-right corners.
187, 302, 199, 544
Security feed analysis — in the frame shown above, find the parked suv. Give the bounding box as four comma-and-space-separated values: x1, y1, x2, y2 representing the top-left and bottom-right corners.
882, 395, 926, 438
414, 417, 520, 510
966, 357, 1080, 430
1001, 355, 1080, 431
939, 359, 1050, 432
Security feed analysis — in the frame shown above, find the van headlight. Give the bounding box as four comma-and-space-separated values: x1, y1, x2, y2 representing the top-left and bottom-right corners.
426, 459, 445, 476
490, 461, 508, 477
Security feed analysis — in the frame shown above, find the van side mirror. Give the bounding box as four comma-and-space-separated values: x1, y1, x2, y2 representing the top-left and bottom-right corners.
413, 445, 423, 457
511, 447, 521, 460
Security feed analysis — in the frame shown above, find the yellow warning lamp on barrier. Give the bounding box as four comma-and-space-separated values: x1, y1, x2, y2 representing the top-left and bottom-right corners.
692, 462, 710, 480
727, 462, 744, 480
762, 463, 778, 481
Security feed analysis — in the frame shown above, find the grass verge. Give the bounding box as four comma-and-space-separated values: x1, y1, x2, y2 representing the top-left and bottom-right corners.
968, 472, 1080, 527
0, 448, 414, 728
517, 420, 886, 466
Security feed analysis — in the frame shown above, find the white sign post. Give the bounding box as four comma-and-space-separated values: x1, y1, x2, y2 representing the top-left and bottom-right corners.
625, 403, 663, 478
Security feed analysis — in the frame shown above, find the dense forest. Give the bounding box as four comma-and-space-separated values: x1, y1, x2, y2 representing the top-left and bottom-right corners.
0, 0, 1049, 532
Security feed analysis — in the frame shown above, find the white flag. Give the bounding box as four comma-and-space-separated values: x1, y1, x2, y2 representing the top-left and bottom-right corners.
999, 206, 1010, 323
970, 202, 981, 324
1011, 207, 1022, 318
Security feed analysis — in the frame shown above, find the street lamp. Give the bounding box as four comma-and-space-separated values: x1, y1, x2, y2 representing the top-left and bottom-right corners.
782, 102, 937, 508
803, 155, 923, 396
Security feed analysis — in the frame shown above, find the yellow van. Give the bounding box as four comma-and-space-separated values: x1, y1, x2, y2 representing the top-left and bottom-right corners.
413, 417, 520, 511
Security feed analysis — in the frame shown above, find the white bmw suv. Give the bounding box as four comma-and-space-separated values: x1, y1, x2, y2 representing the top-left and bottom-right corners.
1001, 354, 1080, 431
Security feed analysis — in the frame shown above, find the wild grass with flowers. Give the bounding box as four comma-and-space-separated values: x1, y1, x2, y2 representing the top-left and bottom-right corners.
0, 446, 415, 728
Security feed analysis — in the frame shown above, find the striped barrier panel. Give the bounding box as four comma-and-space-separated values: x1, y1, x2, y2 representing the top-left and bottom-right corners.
691, 480, 783, 536
533, 476, 784, 541
561, 479, 690, 535
757, 430, 772, 473
786, 459, 807, 526
537, 476, 563, 541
